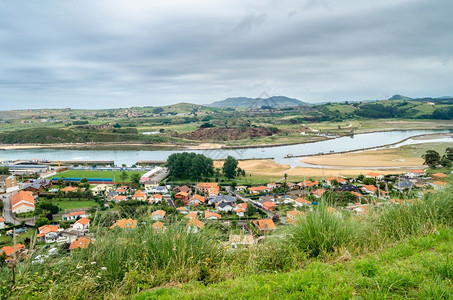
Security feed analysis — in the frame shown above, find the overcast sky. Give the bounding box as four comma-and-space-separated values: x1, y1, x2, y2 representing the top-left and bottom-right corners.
0, 0, 452, 110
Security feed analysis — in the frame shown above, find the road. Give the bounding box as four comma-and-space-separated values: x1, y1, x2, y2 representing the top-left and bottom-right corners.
225, 186, 277, 219
1, 193, 36, 226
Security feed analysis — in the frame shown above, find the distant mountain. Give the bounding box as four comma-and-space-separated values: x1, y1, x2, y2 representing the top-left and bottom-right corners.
210, 96, 307, 108
388, 94, 413, 101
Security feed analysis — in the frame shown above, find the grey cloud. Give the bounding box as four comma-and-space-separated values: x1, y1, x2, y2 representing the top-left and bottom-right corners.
0, 0, 452, 109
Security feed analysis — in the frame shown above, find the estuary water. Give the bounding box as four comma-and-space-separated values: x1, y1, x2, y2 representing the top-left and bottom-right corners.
0, 129, 451, 166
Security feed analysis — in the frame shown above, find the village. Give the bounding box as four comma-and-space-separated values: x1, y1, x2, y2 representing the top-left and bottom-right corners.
0, 159, 450, 265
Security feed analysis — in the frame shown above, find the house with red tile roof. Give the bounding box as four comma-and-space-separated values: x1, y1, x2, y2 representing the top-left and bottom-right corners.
298, 180, 319, 188
152, 221, 165, 231
197, 182, 219, 192
62, 211, 87, 221
148, 193, 163, 204
361, 185, 378, 195
176, 207, 188, 214
406, 169, 426, 178
189, 194, 205, 206
312, 189, 326, 198
112, 195, 127, 202
262, 201, 277, 211
151, 210, 166, 220
287, 210, 306, 224
132, 190, 147, 201
294, 197, 311, 206
110, 218, 137, 229
37, 224, 59, 242
175, 192, 189, 205
11, 191, 35, 214
205, 211, 221, 220
187, 218, 204, 233
249, 186, 271, 194
365, 172, 384, 180
69, 237, 94, 250
0, 217, 5, 229
73, 217, 90, 232
1, 243, 26, 259
252, 219, 277, 234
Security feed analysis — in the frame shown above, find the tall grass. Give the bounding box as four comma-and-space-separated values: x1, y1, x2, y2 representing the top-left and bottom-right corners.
283, 203, 368, 257
1, 184, 452, 299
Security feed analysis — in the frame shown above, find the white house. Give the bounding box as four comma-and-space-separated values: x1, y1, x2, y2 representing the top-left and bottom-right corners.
151, 210, 166, 220
406, 169, 426, 178
0, 217, 5, 229
216, 202, 233, 212
91, 184, 110, 196
72, 217, 90, 232
11, 191, 35, 214
62, 211, 87, 221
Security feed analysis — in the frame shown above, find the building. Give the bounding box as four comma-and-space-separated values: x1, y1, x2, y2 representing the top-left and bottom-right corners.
151, 210, 166, 220
0, 217, 5, 229
132, 190, 147, 201
287, 210, 306, 224
69, 237, 94, 250
0, 243, 26, 260
152, 221, 165, 232
11, 191, 35, 214
205, 211, 221, 220
365, 172, 385, 181
262, 201, 277, 211
148, 194, 163, 204
140, 167, 164, 183
189, 194, 205, 206
294, 197, 311, 207
196, 182, 219, 193
187, 218, 204, 233
216, 202, 234, 212
72, 217, 90, 232
407, 169, 426, 178
249, 186, 271, 194
0, 174, 18, 193
91, 184, 110, 196
209, 195, 236, 205
175, 192, 189, 205
37, 224, 60, 243
252, 219, 277, 234
62, 211, 87, 221
110, 218, 137, 229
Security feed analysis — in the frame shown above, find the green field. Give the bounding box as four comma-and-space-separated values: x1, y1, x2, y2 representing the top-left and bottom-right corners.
138, 229, 453, 299
51, 199, 99, 211
57, 170, 145, 180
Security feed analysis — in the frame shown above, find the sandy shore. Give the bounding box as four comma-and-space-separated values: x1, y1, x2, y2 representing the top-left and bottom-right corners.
301, 148, 424, 167
215, 159, 410, 178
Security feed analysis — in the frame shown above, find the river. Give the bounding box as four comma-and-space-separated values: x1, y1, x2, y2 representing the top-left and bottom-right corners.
0, 129, 451, 166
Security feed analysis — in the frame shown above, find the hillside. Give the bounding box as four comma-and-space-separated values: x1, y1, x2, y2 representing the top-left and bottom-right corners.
138, 229, 453, 299
388, 94, 453, 104
210, 96, 307, 108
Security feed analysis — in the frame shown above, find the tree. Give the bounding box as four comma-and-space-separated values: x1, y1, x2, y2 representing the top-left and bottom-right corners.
422, 150, 441, 167
119, 171, 129, 183
246, 203, 257, 217
45, 212, 53, 221
130, 173, 141, 188
362, 177, 376, 186
445, 147, 453, 161
35, 217, 50, 228
440, 157, 452, 168
223, 156, 238, 179
0, 166, 10, 175
166, 152, 214, 180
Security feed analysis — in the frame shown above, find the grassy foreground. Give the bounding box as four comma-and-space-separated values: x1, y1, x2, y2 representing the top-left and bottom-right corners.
138, 229, 453, 299
1, 183, 452, 299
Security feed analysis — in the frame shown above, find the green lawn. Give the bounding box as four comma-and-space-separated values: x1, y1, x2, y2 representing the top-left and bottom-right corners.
137, 229, 453, 299
0, 229, 36, 247
50, 199, 99, 211
57, 170, 145, 180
